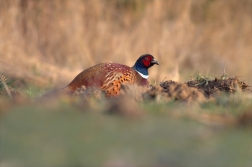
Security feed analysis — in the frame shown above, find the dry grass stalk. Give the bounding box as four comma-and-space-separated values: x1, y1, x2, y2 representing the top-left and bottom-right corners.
0, 74, 13, 100
0, 0, 251, 88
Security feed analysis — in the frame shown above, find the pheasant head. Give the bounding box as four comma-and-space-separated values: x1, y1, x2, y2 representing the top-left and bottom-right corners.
132, 54, 159, 79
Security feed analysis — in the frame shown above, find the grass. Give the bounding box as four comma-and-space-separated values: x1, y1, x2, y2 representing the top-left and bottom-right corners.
1, 102, 251, 167
0, 85, 252, 166
0, 74, 251, 166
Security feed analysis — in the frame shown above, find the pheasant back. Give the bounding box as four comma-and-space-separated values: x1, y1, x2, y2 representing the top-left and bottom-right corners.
68, 63, 148, 97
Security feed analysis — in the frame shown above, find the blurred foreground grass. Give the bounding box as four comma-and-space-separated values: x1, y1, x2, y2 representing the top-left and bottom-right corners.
0, 89, 252, 167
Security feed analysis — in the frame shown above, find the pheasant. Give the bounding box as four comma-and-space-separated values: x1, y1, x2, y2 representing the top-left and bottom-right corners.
47, 54, 159, 97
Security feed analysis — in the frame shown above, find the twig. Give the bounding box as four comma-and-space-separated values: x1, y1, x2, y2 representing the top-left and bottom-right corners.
161, 77, 167, 83
221, 61, 227, 80
223, 62, 226, 76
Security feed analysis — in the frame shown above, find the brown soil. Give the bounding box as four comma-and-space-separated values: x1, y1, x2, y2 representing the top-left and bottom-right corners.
186, 76, 251, 98
143, 76, 251, 102
145, 80, 206, 102
237, 111, 252, 127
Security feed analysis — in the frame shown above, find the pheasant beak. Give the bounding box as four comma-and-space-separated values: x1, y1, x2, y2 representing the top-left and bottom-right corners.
151, 59, 159, 65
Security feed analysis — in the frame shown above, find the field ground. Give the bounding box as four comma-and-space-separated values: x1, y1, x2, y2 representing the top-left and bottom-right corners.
0, 104, 251, 167
0, 74, 252, 167
0, 0, 252, 167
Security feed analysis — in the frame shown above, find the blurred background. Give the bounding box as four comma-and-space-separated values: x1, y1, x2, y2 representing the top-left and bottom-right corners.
0, 0, 251, 89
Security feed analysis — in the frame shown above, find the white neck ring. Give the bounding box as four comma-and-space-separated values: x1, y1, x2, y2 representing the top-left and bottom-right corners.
136, 71, 149, 79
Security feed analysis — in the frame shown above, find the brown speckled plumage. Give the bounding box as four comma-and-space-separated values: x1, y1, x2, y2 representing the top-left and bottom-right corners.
68, 63, 149, 96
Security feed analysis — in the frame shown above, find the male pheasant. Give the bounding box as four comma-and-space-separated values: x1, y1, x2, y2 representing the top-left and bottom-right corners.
52, 54, 159, 97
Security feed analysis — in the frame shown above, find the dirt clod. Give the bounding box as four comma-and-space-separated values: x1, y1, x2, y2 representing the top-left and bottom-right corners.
105, 96, 143, 118
186, 76, 251, 98
237, 111, 252, 127
145, 80, 206, 102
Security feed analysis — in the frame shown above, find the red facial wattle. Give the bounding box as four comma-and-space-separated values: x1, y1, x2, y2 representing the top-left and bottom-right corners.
142, 57, 152, 67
